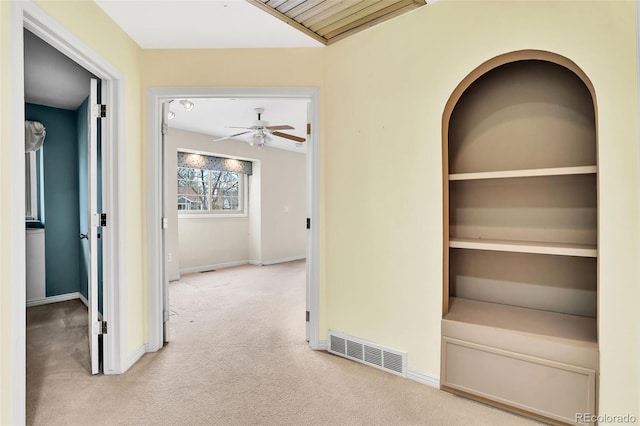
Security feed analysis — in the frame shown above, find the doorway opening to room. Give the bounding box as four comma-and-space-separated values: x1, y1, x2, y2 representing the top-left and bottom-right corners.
9, 4, 128, 420
146, 88, 320, 352
23, 27, 105, 380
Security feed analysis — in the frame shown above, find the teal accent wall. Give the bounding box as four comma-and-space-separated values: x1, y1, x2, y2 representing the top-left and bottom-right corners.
77, 97, 89, 301
26, 103, 81, 297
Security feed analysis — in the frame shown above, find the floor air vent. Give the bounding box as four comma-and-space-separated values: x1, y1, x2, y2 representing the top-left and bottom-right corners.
328, 331, 407, 377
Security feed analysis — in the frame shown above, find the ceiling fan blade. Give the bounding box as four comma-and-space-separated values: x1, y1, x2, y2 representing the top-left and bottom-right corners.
226, 126, 255, 130
266, 125, 294, 130
272, 131, 306, 143
213, 131, 251, 142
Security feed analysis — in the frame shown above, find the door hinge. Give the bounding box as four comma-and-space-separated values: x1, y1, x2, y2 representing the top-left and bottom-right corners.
306, 123, 311, 135
162, 122, 169, 135
306, 218, 311, 229
92, 104, 107, 118
101, 321, 108, 335
100, 213, 107, 227
306, 311, 310, 322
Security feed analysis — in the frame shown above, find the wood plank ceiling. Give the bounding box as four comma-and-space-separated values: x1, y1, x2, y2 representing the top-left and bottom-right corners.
246, 0, 427, 45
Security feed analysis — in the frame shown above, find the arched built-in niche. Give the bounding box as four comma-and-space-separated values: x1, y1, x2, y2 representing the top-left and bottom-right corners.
440, 51, 599, 426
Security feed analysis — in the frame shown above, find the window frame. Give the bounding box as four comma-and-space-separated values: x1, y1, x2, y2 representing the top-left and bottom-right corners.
177, 166, 249, 219
25, 151, 38, 220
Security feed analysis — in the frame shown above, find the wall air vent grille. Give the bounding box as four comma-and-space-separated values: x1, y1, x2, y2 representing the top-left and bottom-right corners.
328, 331, 407, 377
383, 351, 404, 374
346, 340, 363, 360
330, 335, 346, 355
364, 346, 383, 367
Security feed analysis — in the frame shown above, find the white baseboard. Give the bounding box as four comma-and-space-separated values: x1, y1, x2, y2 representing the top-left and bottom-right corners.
125, 344, 147, 372
316, 340, 328, 350
179, 260, 249, 275
27, 292, 82, 307
169, 274, 181, 282
79, 292, 89, 307
249, 256, 306, 266
407, 368, 440, 389
181, 257, 306, 273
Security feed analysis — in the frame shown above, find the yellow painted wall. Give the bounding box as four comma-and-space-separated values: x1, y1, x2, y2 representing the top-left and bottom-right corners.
324, 0, 639, 418
2, 0, 639, 423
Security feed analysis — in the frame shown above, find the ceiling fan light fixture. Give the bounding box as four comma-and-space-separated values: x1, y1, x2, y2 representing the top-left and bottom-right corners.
180, 100, 194, 111
249, 130, 271, 148
167, 110, 175, 120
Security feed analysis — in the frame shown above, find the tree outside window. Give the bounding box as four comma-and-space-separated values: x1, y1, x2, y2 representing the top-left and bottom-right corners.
177, 167, 241, 213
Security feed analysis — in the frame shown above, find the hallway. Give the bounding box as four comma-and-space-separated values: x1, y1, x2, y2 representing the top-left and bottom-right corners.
26, 261, 538, 425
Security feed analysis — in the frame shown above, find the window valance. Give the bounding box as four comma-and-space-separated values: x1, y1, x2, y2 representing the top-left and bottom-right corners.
177, 151, 252, 175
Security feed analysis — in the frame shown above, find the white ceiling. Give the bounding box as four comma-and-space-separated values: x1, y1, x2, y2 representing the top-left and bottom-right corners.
168, 97, 309, 153
94, 0, 324, 49
24, 29, 95, 110
24, 3, 313, 152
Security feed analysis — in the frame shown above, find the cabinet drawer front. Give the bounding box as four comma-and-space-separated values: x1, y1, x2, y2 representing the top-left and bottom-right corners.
442, 337, 596, 425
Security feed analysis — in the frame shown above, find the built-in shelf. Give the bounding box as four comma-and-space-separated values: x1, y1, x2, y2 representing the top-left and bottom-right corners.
444, 297, 597, 344
443, 58, 599, 425
449, 237, 597, 257
449, 165, 597, 181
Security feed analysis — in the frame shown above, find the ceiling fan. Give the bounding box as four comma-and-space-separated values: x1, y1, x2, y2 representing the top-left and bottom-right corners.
213, 108, 305, 147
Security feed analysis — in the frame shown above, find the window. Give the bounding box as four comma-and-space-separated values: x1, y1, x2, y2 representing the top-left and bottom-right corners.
177, 167, 243, 214
25, 151, 38, 220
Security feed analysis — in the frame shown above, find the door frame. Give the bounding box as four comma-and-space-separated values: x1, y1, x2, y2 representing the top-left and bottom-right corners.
146, 87, 321, 351
8, 1, 128, 421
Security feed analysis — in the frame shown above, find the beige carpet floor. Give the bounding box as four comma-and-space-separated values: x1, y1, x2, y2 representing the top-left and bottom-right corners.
26, 260, 542, 426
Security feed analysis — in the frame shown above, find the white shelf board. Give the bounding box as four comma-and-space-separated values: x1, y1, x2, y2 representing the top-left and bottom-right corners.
444, 297, 597, 344
449, 165, 597, 181
449, 238, 597, 257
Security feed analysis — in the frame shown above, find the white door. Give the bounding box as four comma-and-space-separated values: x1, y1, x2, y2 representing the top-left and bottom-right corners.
88, 78, 101, 374
162, 100, 171, 343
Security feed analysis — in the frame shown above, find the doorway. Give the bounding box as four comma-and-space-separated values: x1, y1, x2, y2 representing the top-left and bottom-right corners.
23, 26, 102, 379
8, 3, 128, 422
146, 87, 321, 352
166, 98, 309, 343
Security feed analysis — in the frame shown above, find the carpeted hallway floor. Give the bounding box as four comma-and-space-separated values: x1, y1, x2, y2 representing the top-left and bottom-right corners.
26, 260, 541, 425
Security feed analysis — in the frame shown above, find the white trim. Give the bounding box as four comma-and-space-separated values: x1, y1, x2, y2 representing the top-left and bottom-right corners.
406, 368, 441, 389
179, 260, 249, 275
9, 6, 128, 420
178, 257, 305, 275
249, 256, 306, 266
146, 87, 321, 352
79, 292, 89, 307
169, 274, 181, 282
9, 2, 27, 422
178, 213, 247, 219
26, 292, 83, 308
125, 344, 147, 371
317, 340, 328, 350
